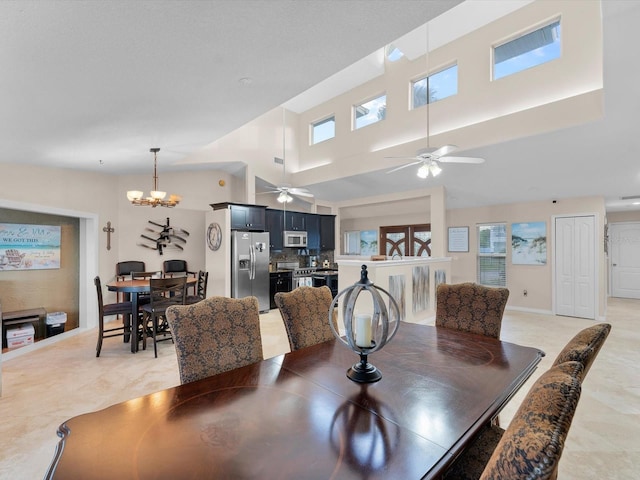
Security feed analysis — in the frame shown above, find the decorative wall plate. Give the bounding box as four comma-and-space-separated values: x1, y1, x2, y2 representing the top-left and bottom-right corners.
207, 222, 222, 251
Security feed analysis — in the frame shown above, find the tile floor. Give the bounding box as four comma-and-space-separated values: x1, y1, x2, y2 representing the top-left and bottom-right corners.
0, 298, 637, 479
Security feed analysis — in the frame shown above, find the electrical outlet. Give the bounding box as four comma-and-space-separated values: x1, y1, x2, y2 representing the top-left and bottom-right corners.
523, 289, 528, 297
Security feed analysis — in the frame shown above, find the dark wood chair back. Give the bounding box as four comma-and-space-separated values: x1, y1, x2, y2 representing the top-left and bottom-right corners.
94, 276, 133, 357
141, 276, 187, 357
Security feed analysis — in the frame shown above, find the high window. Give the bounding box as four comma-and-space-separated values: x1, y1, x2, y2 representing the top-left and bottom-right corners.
411, 64, 458, 109
311, 116, 335, 145
354, 94, 386, 130
493, 19, 561, 80
477, 223, 506, 287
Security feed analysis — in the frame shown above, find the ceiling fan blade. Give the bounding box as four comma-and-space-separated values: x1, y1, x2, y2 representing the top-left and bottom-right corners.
386, 161, 423, 174
431, 145, 458, 157
289, 188, 314, 197
439, 156, 485, 164
384, 155, 426, 160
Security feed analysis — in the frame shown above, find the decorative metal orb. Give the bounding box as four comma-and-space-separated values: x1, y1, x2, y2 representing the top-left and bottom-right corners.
329, 265, 400, 383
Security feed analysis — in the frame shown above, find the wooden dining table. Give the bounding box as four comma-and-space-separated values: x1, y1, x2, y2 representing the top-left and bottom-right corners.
45, 322, 543, 479
105, 277, 197, 353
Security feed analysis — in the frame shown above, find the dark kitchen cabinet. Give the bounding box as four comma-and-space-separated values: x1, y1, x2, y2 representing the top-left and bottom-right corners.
210, 203, 267, 231
306, 213, 320, 250
284, 211, 306, 231
266, 209, 284, 251
270, 271, 293, 309
230, 205, 266, 231
319, 214, 336, 250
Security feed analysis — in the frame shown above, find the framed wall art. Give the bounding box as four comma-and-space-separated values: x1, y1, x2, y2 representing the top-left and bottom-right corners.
448, 226, 469, 252
511, 221, 547, 265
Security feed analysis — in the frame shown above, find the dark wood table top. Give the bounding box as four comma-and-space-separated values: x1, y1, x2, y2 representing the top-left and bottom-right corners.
45, 323, 543, 479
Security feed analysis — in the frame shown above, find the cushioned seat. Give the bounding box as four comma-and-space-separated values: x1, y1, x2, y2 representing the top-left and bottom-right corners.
166, 296, 263, 384
552, 323, 611, 380
436, 282, 510, 339
274, 285, 336, 351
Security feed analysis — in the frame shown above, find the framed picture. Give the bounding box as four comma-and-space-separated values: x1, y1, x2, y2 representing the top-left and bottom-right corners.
448, 226, 469, 252
511, 222, 547, 265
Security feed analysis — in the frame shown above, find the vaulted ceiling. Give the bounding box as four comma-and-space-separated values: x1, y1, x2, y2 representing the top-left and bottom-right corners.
2, 1, 639, 212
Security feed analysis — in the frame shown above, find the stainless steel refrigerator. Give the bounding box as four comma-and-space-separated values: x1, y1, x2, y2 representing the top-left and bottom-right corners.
231, 231, 270, 312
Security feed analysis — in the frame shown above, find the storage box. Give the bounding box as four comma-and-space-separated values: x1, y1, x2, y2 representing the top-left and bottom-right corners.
6, 324, 35, 350
46, 311, 67, 337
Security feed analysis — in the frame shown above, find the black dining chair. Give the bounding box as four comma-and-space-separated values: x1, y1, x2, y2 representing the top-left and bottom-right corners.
163, 259, 197, 295
140, 276, 188, 357
115, 260, 145, 304
185, 270, 208, 304
94, 276, 133, 357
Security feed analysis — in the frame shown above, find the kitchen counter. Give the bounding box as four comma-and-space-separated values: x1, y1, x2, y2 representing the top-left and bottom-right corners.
336, 256, 451, 324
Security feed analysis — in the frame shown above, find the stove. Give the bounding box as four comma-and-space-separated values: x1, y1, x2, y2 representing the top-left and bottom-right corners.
293, 267, 317, 278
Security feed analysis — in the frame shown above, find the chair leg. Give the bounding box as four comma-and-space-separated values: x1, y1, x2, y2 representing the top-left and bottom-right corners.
153, 314, 158, 358
96, 321, 103, 357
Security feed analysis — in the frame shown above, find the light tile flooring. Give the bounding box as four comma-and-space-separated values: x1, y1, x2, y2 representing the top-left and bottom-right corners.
0, 298, 637, 479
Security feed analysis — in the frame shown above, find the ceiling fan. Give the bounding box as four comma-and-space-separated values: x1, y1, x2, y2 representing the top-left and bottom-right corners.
386, 145, 485, 178
259, 108, 315, 204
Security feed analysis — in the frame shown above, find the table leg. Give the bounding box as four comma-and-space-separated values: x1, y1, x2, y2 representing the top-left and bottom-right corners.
130, 293, 139, 353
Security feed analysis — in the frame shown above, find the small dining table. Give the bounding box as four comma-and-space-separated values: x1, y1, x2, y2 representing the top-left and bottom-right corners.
45, 322, 543, 479
106, 277, 197, 353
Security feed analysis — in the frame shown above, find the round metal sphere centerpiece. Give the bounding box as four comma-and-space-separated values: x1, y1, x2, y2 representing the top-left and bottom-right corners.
329, 265, 400, 383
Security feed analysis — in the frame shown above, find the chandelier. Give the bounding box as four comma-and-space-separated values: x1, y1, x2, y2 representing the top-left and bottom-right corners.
126, 148, 181, 208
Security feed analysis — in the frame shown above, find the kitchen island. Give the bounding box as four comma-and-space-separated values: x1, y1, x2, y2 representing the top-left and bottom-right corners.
335, 256, 451, 324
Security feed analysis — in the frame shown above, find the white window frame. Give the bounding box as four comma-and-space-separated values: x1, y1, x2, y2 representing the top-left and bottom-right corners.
353, 93, 386, 130
492, 18, 561, 81
477, 223, 507, 287
310, 115, 335, 145
411, 63, 458, 110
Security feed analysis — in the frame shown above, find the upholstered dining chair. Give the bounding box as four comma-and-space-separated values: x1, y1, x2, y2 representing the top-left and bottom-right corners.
140, 276, 187, 357
94, 276, 133, 357
435, 282, 510, 339
274, 285, 336, 351
552, 323, 611, 381
185, 270, 208, 304
165, 296, 263, 385
443, 361, 584, 480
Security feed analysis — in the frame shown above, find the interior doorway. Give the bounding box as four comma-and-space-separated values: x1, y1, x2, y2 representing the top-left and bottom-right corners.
554, 215, 596, 319
609, 222, 640, 299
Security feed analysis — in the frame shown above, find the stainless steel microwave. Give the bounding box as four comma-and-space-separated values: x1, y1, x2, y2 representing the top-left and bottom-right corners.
283, 231, 308, 248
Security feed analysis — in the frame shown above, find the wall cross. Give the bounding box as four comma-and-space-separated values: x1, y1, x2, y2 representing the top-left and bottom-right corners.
103, 221, 115, 251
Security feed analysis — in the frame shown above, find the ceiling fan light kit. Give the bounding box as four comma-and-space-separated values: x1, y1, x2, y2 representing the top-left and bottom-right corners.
127, 148, 181, 208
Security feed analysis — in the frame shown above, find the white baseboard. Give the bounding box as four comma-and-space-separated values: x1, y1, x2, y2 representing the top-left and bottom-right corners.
505, 306, 554, 316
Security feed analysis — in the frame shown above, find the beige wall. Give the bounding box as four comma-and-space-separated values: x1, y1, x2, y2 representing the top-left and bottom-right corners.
447, 196, 607, 318
607, 211, 640, 223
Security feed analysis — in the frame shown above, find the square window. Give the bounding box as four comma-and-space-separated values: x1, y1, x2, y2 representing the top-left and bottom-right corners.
494, 20, 561, 80
311, 116, 335, 144
354, 94, 386, 130
412, 64, 458, 109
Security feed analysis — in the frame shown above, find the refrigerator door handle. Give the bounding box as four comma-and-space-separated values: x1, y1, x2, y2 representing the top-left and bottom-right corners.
249, 244, 255, 280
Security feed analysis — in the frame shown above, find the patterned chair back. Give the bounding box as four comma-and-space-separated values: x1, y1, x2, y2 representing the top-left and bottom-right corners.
435, 282, 509, 339
479, 361, 583, 480
274, 286, 336, 351
166, 296, 263, 384
552, 323, 611, 380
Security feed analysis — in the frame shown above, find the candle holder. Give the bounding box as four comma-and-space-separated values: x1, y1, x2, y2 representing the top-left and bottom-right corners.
329, 265, 400, 383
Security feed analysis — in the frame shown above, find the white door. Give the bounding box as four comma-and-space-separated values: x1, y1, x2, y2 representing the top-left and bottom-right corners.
555, 216, 595, 319
610, 222, 640, 298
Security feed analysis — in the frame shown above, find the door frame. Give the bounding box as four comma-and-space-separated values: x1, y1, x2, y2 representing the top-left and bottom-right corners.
551, 213, 599, 319
608, 221, 640, 298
